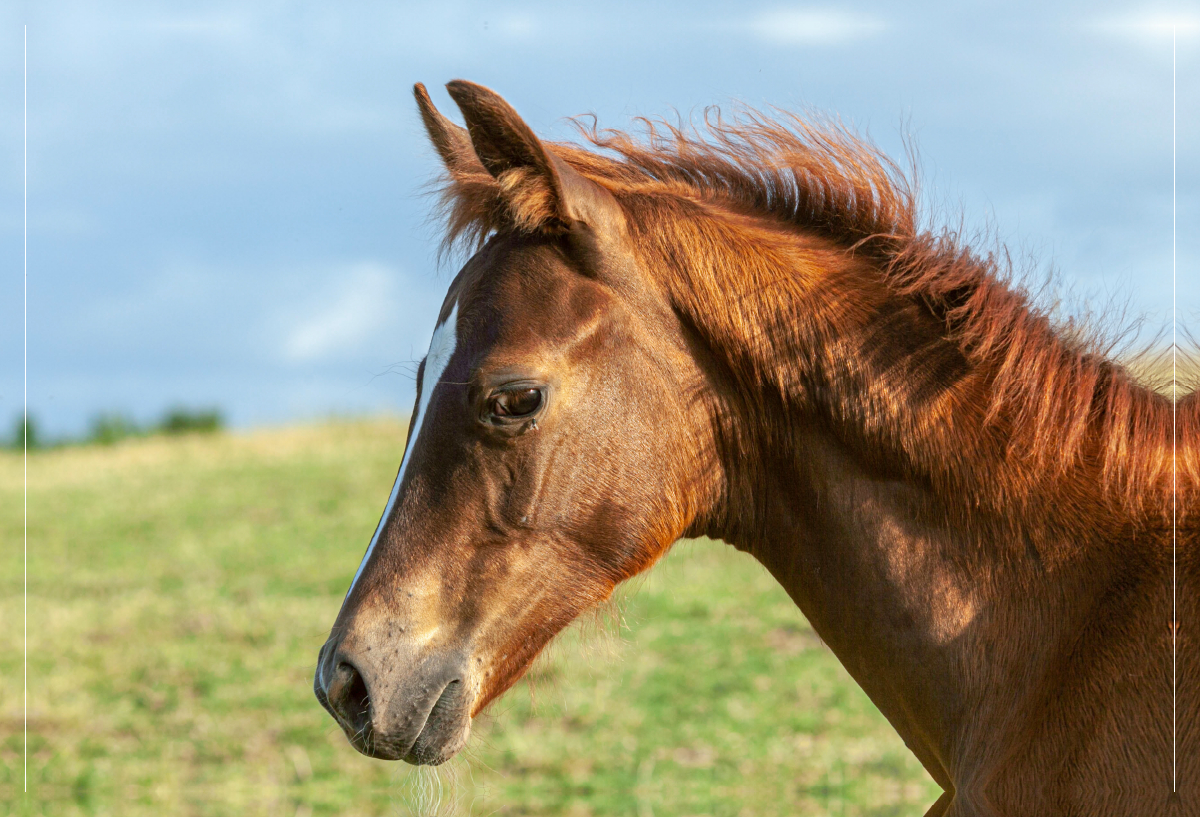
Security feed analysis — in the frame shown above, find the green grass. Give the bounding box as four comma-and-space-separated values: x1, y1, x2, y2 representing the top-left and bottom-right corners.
1, 418, 940, 816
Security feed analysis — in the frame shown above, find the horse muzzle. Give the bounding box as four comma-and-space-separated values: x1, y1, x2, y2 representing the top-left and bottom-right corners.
314, 638, 474, 764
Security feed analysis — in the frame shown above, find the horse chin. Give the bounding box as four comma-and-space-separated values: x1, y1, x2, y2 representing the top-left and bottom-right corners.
402, 679, 473, 766
403, 719, 471, 766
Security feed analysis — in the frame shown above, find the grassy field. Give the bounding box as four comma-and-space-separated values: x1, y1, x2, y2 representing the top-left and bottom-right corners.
1, 418, 940, 816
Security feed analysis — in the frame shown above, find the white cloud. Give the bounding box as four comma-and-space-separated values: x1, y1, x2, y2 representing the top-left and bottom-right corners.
282, 262, 399, 363
1089, 12, 1200, 44
492, 13, 539, 38
745, 8, 886, 45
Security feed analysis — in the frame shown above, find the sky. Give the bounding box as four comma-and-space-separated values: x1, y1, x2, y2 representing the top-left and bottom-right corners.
2, 2, 1197, 438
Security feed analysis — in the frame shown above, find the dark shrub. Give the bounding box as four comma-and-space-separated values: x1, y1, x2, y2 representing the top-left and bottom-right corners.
159, 407, 223, 435
88, 413, 142, 445
10, 413, 38, 449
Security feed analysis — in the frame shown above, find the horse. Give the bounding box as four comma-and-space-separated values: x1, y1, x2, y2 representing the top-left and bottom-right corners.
314, 80, 1195, 816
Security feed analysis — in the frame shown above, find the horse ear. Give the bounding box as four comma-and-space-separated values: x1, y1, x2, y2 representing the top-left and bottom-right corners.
444, 80, 623, 234
413, 83, 480, 175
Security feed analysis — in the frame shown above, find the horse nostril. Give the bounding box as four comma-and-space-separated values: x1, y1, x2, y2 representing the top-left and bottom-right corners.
327, 659, 372, 735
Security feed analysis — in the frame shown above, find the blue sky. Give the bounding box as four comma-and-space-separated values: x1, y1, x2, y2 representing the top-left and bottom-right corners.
2, 2, 1197, 436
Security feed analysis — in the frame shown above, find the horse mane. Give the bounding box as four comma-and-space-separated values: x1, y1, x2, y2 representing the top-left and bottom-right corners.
430, 106, 1186, 525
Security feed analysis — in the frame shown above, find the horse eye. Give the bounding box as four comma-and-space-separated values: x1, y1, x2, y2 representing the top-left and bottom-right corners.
489, 387, 543, 418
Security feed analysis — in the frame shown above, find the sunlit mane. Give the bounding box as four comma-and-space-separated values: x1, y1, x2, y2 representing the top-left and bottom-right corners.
431, 106, 1188, 524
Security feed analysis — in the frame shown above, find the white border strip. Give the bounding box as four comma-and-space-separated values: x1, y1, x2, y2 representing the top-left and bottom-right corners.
23, 22, 28, 796
1171, 25, 1177, 795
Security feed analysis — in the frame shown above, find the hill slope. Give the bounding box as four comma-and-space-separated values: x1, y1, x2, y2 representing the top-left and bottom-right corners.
1, 419, 937, 816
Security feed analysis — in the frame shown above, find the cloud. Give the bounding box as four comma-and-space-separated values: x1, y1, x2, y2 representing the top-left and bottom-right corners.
282, 262, 399, 363
1088, 11, 1200, 44
489, 13, 540, 38
744, 8, 886, 45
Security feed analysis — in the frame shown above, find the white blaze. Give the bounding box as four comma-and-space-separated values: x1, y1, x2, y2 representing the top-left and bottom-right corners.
345, 300, 459, 598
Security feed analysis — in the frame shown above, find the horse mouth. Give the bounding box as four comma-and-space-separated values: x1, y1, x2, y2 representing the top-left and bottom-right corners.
315, 638, 476, 764
339, 677, 471, 765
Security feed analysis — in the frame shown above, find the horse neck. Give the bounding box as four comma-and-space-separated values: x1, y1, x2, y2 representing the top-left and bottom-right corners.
643, 211, 1172, 779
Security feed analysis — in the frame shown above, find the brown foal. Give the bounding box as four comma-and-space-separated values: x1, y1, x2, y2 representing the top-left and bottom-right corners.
315, 80, 1195, 816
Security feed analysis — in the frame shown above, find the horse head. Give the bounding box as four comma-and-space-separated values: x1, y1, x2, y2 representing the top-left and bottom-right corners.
314, 81, 715, 763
